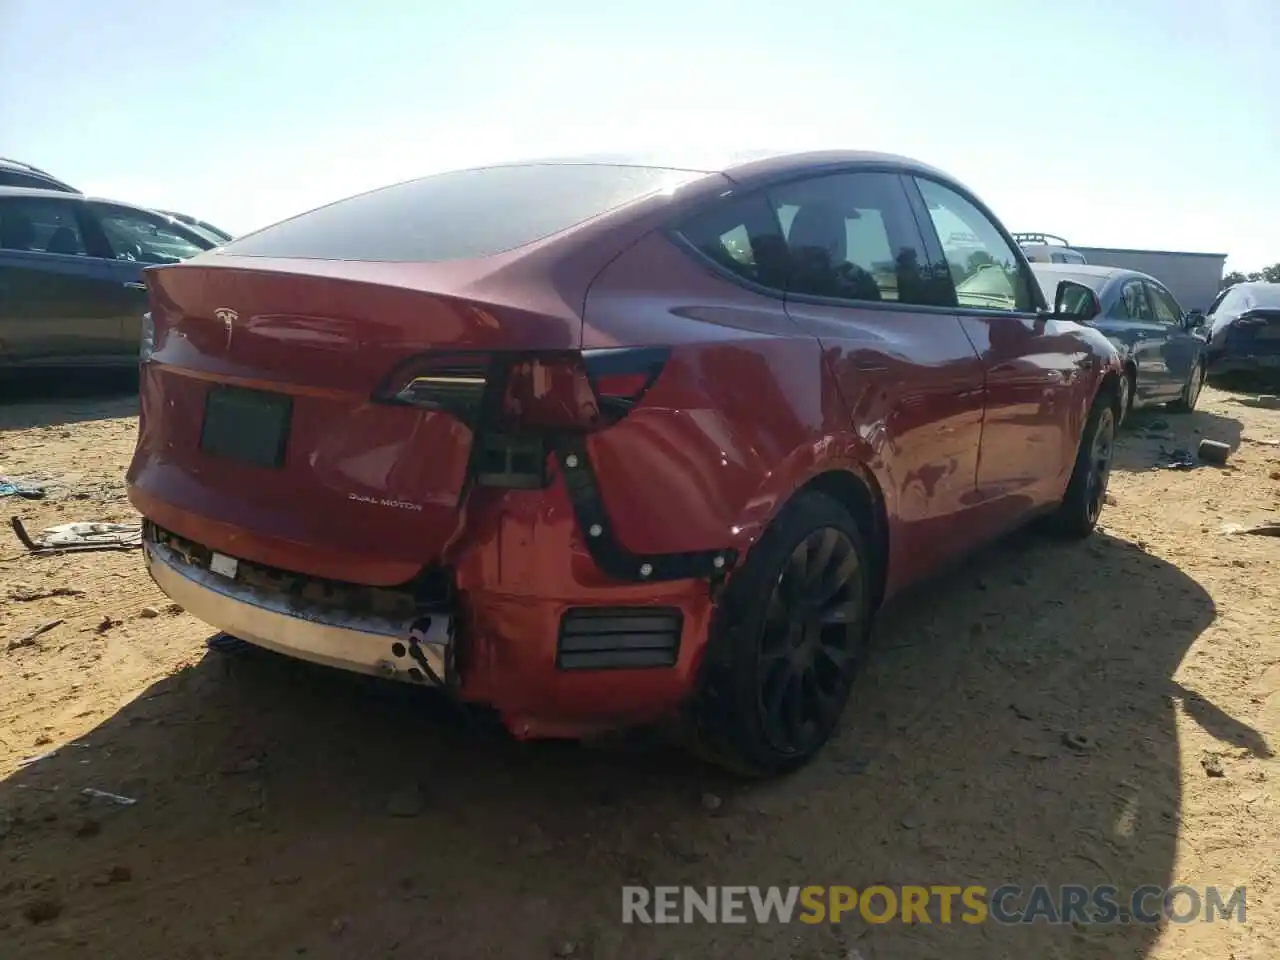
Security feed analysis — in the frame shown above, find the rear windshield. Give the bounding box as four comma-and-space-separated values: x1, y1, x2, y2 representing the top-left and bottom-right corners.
1244, 284, 1280, 310
219, 163, 700, 262
1029, 267, 1107, 301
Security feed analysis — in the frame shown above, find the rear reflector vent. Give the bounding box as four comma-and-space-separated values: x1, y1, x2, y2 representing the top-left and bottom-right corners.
556, 607, 683, 670
475, 432, 548, 489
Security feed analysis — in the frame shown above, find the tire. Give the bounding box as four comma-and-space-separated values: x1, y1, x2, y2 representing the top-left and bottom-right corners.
1170, 360, 1205, 412
688, 491, 875, 777
1116, 366, 1134, 427
1047, 390, 1117, 539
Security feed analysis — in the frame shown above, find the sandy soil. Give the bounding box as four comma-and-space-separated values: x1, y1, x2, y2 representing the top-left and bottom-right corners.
2, 372, 1278, 960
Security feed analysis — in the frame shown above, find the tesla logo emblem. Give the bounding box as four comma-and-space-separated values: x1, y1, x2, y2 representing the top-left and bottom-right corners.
213, 308, 238, 347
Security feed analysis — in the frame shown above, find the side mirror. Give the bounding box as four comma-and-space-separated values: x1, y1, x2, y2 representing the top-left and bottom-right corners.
1054, 280, 1100, 323
1184, 310, 1206, 330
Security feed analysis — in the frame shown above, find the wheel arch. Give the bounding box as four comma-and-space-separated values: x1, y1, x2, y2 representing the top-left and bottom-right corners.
729, 454, 891, 614
795, 468, 890, 611
1096, 366, 1123, 418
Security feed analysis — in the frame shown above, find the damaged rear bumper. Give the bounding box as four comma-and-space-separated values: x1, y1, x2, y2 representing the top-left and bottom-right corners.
145, 531, 452, 686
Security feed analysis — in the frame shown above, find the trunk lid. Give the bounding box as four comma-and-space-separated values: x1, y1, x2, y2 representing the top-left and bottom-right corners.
1226, 308, 1280, 355
129, 255, 583, 585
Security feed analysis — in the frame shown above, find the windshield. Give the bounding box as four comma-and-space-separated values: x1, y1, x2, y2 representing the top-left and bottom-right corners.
220, 163, 701, 262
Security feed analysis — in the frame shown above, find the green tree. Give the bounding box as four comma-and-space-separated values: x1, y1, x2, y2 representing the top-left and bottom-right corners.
1222, 263, 1280, 288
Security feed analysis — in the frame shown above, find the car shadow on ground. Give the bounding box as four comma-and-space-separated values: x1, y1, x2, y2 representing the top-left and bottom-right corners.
1113, 404, 1243, 474
0, 370, 138, 432
0, 531, 1230, 959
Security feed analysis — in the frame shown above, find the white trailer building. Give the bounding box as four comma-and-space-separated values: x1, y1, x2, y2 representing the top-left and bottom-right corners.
1069, 246, 1228, 313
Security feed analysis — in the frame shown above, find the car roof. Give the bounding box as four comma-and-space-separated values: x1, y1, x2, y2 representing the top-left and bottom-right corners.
1024, 261, 1146, 288
0, 185, 173, 211
495, 148, 962, 187
0, 158, 79, 191
0, 185, 87, 201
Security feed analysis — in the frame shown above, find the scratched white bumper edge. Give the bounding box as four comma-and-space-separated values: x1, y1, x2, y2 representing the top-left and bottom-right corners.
145, 541, 447, 684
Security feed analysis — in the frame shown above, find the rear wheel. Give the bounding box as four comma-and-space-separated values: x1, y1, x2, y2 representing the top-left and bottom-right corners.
689, 492, 874, 777
1047, 391, 1116, 539
1170, 359, 1205, 412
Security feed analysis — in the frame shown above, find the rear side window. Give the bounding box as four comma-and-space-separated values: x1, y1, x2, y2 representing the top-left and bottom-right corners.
221, 164, 701, 262
673, 192, 789, 289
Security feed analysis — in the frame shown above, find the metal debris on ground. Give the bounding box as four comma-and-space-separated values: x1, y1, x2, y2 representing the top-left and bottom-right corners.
1062, 732, 1096, 753
1155, 447, 1196, 470
8, 584, 84, 601
1233, 394, 1280, 410
6, 618, 65, 651
1220, 521, 1280, 537
10, 517, 142, 555
0, 477, 46, 499
81, 788, 138, 806
1197, 438, 1231, 465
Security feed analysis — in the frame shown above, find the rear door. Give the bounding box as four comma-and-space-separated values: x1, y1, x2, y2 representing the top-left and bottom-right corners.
1145, 279, 1202, 389
0, 194, 132, 364
910, 175, 1083, 514
765, 169, 989, 587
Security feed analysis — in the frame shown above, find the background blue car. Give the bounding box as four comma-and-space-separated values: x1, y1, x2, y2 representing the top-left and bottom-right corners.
0, 186, 215, 369
1028, 262, 1208, 421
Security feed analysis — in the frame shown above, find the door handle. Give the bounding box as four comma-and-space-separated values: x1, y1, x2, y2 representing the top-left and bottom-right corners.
123, 281, 147, 291
852, 359, 887, 372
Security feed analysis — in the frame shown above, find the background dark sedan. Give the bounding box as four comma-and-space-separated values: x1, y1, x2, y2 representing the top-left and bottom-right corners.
1202, 281, 1280, 377
1028, 263, 1207, 420
0, 187, 215, 370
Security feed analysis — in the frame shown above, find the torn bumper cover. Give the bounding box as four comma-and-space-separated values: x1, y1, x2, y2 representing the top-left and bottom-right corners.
144, 530, 453, 685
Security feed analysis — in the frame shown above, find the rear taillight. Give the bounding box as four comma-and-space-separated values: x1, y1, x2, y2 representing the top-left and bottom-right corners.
377, 352, 494, 422
378, 348, 668, 432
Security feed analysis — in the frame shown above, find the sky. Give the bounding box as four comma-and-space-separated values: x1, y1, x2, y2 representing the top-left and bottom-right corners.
2, 0, 1278, 271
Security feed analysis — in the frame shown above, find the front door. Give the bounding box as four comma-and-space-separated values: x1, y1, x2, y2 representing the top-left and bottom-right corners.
1108, 278, 1174, 400
910, 176, 1081, 515
1145, 279, 1202, 394
85, 202, 210, 352
0, 196, 127, 364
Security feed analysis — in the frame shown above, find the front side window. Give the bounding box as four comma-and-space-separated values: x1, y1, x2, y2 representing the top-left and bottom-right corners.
1146, 282, 1182, 324
90, 204, 208, 264
0, 197, 87, 255
914, 177, 1034, 312
768, 172, 950, 306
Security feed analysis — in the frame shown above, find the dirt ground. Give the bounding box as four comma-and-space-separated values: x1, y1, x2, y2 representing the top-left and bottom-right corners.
1, 373, 1278, 960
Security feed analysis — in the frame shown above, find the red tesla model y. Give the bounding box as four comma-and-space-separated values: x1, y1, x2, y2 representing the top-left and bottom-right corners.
128, 150, 1122, 775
